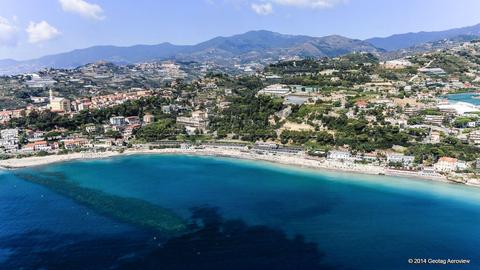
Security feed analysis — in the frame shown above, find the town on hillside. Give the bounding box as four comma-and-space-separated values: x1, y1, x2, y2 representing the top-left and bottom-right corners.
1, 41, 480, 185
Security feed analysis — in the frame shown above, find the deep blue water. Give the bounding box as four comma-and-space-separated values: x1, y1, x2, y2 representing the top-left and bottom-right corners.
446, 92, 480, 105
1, 155, 480, 270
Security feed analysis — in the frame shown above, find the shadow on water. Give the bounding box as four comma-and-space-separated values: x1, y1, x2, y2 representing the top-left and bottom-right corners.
10, 170, 346, 269
120, 207, 338, 270
0, 207, 342, 270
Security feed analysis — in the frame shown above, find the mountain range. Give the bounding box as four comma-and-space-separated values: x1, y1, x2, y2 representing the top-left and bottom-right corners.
0, 31, 381, 74
1, 23, 480, 75
366, 23, 480, 51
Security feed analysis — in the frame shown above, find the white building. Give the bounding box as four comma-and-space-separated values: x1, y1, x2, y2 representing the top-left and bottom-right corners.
469, 130, 480, 145
25, 74, 57, 88
110, 116, 126, 126
85, 125, 97, 133
387, 154, 415, 167
31, 96, 49, 104
0, 138, 18, 151
1, 128, 19, 140
434, 157, 465, 173
162, 105, 172, 114
424, 115, 444, 126
438, 102, 480, 115
0, 128, 19, 151
176, 111, 209, 135
467, 121, 477, 128
258, 84, 290, 96
327, 151, 352, 161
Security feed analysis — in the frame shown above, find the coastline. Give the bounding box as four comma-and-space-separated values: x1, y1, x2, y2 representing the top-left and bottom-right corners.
2, 146, 478, 188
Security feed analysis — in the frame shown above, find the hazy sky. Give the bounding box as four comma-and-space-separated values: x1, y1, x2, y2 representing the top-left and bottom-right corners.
1, 0, 480, 60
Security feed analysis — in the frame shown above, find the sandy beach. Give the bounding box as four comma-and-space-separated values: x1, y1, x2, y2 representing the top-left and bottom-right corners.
0, 147, 384, 174
1, 146, 472, 188
0, 151, 123, 169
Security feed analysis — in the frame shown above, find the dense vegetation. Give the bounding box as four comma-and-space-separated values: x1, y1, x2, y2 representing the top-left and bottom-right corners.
135, 119, 181, 141
407, 141, 480, 163
264, 53, 379, 88
211, 89, 284, 141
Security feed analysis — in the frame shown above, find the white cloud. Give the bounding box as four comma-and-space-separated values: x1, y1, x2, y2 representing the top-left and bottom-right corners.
26, 21, 61, 44
0, 17, 18, 47
217, 0, 344, 14
273, 0, 345, 9
251, 3, 274, 15
59, 0, 105, 20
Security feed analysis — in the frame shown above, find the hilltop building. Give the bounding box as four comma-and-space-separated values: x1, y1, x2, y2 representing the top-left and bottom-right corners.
49, 90, 71, 113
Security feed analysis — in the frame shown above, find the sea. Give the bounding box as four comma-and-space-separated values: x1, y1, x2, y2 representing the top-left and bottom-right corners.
1, 155, 479, 270
446, 92, 480, 106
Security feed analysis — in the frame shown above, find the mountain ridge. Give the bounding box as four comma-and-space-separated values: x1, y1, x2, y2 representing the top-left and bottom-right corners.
0, 30, 381, 75
366, 23, 480, 51
3, 23, 480, 75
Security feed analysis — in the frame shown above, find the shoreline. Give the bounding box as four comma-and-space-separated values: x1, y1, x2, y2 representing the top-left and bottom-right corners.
0, 147, 478, 188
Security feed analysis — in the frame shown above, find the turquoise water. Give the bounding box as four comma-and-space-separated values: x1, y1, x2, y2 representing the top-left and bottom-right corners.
1, 155, 480, 269
446, 92, 480, 105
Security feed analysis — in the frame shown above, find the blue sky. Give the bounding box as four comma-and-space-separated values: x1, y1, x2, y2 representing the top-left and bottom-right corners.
1, 0, 480, 60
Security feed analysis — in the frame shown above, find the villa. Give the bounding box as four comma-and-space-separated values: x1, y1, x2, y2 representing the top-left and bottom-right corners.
434, 157, 467, 173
